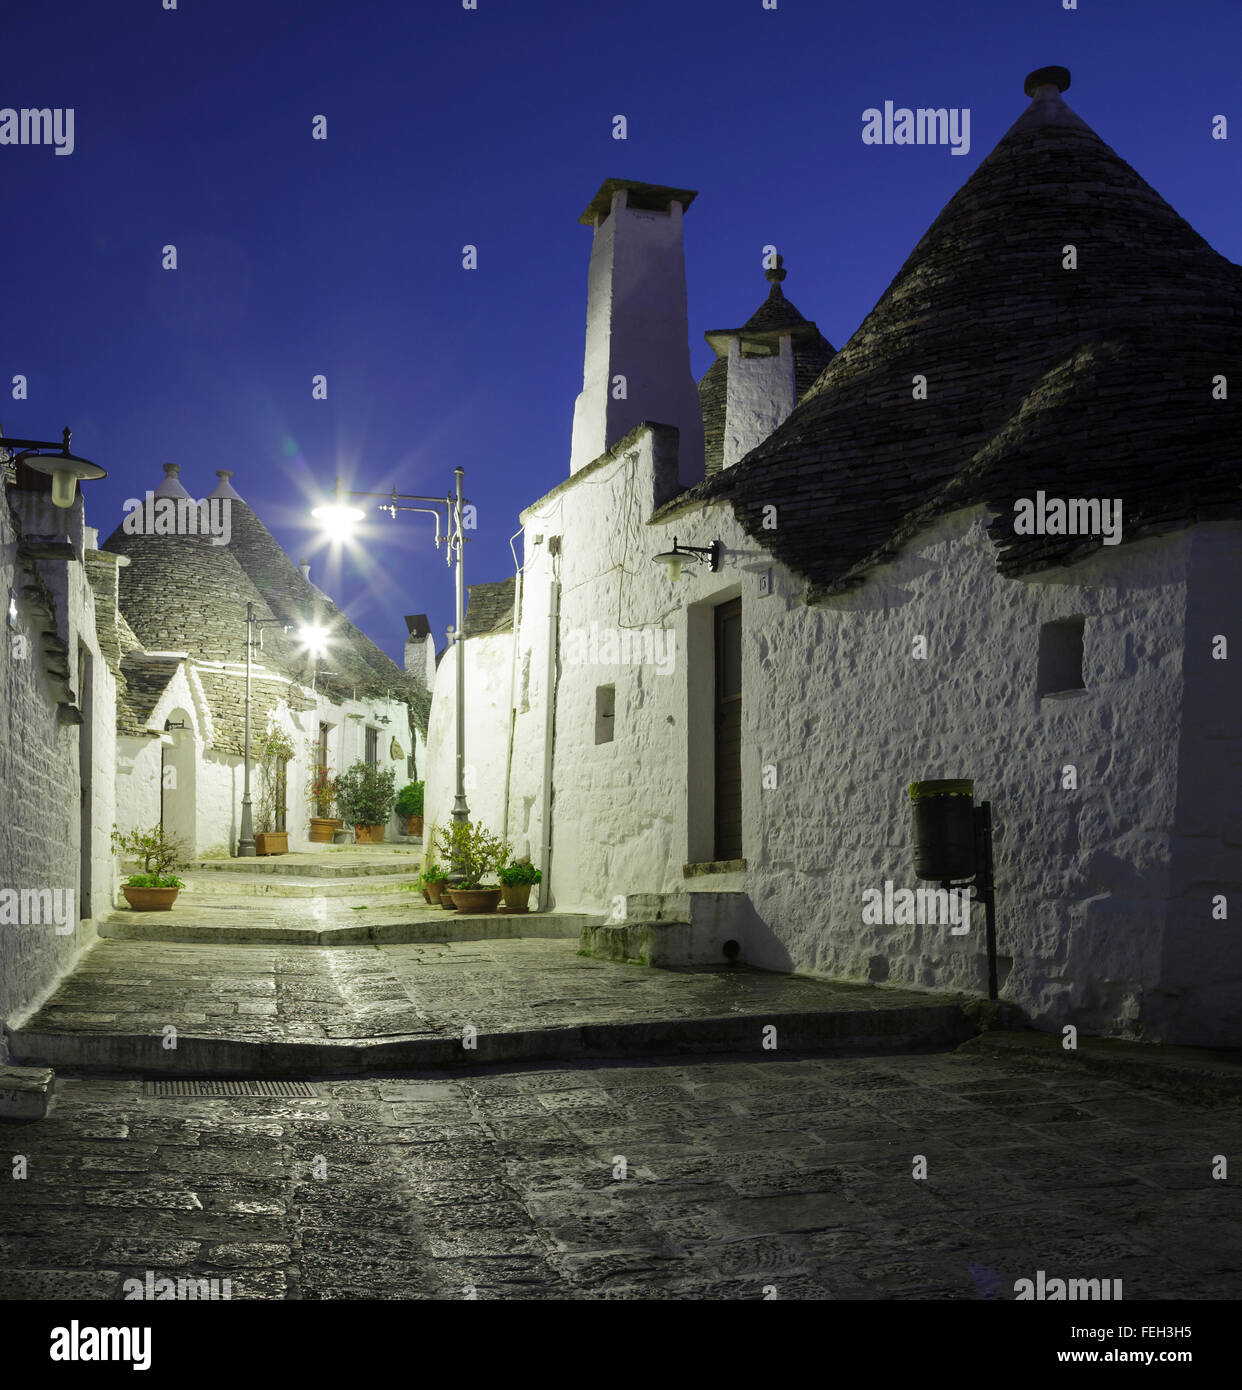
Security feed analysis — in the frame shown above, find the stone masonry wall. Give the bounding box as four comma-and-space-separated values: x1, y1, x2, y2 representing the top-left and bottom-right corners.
462, 424, 1211, 1041
1, 492, 118, 1043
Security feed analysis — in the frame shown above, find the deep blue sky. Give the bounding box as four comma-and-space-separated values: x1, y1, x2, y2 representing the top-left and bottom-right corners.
5, 0, 1238, 663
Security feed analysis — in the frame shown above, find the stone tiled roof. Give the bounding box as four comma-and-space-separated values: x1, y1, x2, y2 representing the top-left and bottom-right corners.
102, 488, 430, 750
666, 72, 1242, 592
463, 578, 515, 637
118, 654, 181, 729
698, 264, 836, 477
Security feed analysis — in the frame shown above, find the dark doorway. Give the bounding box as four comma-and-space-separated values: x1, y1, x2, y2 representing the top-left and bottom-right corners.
714, 597, 742, 861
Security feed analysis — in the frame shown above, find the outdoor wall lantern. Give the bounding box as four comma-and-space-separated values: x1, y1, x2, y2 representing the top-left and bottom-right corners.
908, 778, 1000, 1001
1, 427, 106, 507
652, 536, 722, 582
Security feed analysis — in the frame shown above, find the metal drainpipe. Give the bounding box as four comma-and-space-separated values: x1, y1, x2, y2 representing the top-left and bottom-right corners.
537, 557, 561, 912
501, 527, 524, 845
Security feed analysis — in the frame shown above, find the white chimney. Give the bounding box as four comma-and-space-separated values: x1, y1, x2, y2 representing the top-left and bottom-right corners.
569, 179, 705, 487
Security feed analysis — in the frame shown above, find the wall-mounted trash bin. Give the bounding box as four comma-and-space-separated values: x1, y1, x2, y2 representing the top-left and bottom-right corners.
910, 779, 975, 881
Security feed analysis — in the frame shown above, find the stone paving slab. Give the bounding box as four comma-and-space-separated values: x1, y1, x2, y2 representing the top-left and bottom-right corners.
9, 939, 972, 1074
0, 1050, 1238, 1300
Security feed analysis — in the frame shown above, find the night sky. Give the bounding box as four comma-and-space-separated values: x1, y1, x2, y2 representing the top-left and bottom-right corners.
5, 0, 1238, 662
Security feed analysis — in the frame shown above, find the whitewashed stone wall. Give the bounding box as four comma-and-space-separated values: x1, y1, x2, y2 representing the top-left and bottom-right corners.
722, 336, 795, 468
118, 672, 413, 858
0, 492, 118, 1043
423, 632, 515, 866
429, 419, 1239, 1043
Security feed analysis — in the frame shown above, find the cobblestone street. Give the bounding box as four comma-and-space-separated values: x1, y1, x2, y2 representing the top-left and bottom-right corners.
2, 1048, 1239, 1300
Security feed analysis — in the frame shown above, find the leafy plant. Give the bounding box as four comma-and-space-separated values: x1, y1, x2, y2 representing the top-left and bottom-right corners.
499, 858, 541, 886
436, 819, 509, 890
395, 780, 424, 819
111, 824, 188, 888
253, 721, 296, 833
421, 865, 448, 884
335, 761, 398, 827
123, 871, 186, 889
308, 763, 338, 818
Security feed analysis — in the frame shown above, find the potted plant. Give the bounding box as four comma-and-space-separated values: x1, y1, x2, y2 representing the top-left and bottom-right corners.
335, 761, 397, 843
396, 780, 424, 837
436, 819, 509, 913
421, 865, 448, 904
112, 824, 188, 911
498, 858, 541, 913
307, 755, 342, 844
253, 723, 296, 855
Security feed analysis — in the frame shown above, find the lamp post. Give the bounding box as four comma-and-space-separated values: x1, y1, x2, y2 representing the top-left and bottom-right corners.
237, 602, 290, 857
311, 468, 471, 847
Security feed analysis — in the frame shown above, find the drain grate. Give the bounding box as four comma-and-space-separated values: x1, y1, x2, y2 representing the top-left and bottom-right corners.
143, 1079, 317, 1098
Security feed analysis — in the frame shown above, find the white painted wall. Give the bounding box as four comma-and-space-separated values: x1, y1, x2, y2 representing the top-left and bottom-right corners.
569, 187, 705, 485
423, 632, 515, 868
0, 493, 118, 1040
722, 335, 796, 468
427, 419, 1238, 1043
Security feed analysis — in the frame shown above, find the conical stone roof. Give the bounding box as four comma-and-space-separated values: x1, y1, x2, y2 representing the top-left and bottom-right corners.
102, 473, 430, 750
669, 67, 1242, 591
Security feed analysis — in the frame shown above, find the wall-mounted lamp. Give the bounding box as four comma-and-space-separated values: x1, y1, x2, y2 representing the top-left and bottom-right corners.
652, 536, 722, 582
2, 427, 106, 508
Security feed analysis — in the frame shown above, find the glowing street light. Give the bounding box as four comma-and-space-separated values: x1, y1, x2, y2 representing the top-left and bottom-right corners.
297, 622, 331, 661
310, 493, 366, 541
310, 470, 471, 859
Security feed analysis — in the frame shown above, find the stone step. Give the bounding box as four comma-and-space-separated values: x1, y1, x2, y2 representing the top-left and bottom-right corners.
190, 851, 421, 879
174, 873, 423, 899
98, 911, 586, 946
11, 1002, 974, 1076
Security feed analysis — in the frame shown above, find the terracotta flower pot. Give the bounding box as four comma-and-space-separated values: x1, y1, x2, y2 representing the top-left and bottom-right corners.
309, 817, 342, 844
122, 885, 180, 911
501, 883, 532, 913
421, 888, 431, 903
406, 815, 424, 837
254, 831, 288, 856
452, 887, 503, 914
440, 889, 457, 910
353, 824, 385, 844
425, 879, 446, 904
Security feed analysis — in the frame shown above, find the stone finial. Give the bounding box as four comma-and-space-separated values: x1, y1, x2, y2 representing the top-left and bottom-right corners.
1024, 65, 1071, 98
216, 470, 232, 481
163, 462, 180, 476
765, 254, 787, 286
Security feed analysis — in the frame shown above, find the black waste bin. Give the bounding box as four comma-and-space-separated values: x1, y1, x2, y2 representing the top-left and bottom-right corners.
909, 779, 975, 881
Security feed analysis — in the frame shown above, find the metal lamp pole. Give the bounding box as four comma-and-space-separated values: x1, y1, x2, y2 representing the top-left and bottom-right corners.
237, 601, 289, 857
314, 470, 471, 846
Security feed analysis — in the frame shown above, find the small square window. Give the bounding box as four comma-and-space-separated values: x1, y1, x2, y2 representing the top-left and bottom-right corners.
595, 684, 615, 744
1038, 617, 1085, 696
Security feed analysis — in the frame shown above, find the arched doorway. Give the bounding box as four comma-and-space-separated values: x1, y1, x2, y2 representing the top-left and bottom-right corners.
161, 708, 198, 858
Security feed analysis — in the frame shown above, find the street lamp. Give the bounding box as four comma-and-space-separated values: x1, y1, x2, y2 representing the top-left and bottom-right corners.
0, 426, 106, 506
310, 470, 471, 852
237, 603, 294, 857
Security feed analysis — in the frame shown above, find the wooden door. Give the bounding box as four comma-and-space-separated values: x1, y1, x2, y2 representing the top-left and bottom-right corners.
714, 598, 742, 861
